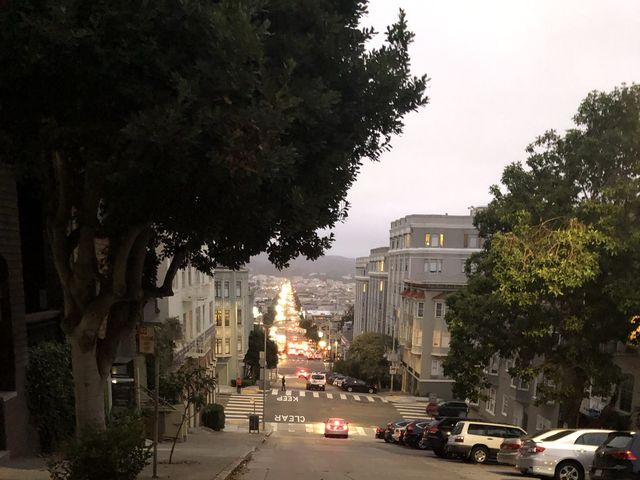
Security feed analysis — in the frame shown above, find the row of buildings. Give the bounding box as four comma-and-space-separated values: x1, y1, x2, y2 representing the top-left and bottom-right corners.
353, 212, 638, 433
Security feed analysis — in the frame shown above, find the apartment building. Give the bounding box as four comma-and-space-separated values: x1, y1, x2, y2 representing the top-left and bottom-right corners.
387, 214, 480, 398
212, 268, 253, 386
354, 247, 388, 336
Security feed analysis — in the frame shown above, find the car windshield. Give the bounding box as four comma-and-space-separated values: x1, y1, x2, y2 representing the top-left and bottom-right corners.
311, 375, 324, 380
539, 430, 575, 442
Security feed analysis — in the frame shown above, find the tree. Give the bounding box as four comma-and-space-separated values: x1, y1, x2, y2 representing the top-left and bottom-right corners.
339, 305, 354, 331
243, 329, 278, 380
0, 1, 427, 431
163, 360, 216, 464
344, 332, 391, 387
444, 84, 640, 426
299, 318, 319, 343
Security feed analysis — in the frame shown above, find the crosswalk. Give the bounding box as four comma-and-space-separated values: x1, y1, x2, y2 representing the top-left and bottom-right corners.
267, 389, 389, 403
393, 401, 429, 420
223, 393, 264, 421
223, 421, 377, 437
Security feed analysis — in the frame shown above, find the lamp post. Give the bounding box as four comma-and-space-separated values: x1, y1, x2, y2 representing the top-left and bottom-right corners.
262, 320, 267, 431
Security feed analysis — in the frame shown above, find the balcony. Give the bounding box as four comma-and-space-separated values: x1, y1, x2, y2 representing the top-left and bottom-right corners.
182, 284, 212, 303
174, 324, 215, 364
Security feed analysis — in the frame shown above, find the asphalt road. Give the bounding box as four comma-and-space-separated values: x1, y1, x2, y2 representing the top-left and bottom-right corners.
236, 430, 523, 480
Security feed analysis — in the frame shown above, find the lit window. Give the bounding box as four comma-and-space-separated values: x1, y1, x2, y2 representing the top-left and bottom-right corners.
379, 280, 384, 292
215, 309, 222, 326
432, 330, 441, 347
224, 338, 230, 354
215, 339, 222, 355
224, 309, 230, 326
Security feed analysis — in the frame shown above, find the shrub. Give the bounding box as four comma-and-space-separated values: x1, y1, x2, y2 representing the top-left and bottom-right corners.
201, 404, 225, 431
47, 414, 151, 480
26, 341, 75, 452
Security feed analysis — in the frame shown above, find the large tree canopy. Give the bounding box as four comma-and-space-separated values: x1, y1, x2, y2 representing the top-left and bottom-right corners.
444, 84, 640, 427
0, 0, 427, 430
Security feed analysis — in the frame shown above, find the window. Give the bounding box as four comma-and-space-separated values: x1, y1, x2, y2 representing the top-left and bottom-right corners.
236, 281, 242, 297
196, 307, 202, 333
433, 330, 441, 347
425, 259, 442, 273
435, 302, 444, 318
215, 338, 222, 355
209, 301, 213, 326
425, 233, 445, 247
379, 280, 384, 292
215, 281, 222, 298
486, 388, 496, 415
488, 355, 499, 375
224, 338, 230, 355
215, 309, 222, 326
417, 302, 424, 317
510, 376, 517, 388
441, 330, 451, 348
501, 394, 509, 416
223, 281, 229, 298
468, 424, 487, 435
363, 284, 367, 293
237, 308, 242, 325
431, 358, 444, 376
464, 234, 480, 248
237, 336, 242, 352
576, 432, 611, 446
404, 233, 411, 248
518, 379, 529, 391
224, 309, 230, 326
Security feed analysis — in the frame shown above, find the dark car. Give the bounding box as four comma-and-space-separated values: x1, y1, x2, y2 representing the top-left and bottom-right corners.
341, 378, 377, 394
426, 400, 469, 418
423, 416, 476, 456
383, 419, 410, 443
403, 419, 434, 449
591, 431, 640, 479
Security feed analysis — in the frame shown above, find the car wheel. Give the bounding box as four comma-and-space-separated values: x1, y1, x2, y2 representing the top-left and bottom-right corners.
368, 388, 374, 393
518, 469, 530, 476
433, 448, 445, 458
554, 461, 583, 480
470, 445, 489, 464
347, 387, 353, 392
384, 435, 392, 443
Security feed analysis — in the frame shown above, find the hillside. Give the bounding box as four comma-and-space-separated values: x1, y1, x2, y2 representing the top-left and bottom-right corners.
247, 253, 356, 280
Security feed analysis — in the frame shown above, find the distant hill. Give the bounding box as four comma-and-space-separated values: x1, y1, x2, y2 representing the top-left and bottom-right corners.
248, 253, 356, 280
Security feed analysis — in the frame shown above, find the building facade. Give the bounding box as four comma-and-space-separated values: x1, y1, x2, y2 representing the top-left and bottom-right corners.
213, 268, 252, 386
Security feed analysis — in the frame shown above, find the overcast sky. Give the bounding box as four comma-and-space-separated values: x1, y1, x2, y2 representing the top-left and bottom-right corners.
323, 0, 640, 258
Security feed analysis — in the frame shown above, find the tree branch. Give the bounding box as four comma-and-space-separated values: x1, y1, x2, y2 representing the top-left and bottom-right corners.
144, 248, 187, 299
126, 227, 152, 300
112, 225, 148, 297
46, 150, 73, 286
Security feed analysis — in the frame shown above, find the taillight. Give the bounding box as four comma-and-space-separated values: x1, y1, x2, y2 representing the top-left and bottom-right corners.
407, 426, 413, 432
533, 446, 545, 453
428, 426, 438, 433
502, 443, 521, 450
610, 450, 638, 461
454, 435, 464, 443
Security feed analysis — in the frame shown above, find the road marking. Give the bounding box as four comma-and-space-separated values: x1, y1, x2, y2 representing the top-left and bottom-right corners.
315, 423, 324, 434
380, 398, 388, 403
305, 424, 314, 433
299, 391, 306, 397
271, 389, 278, 395
353, 395, 361, 401
326, 393, 333, 399
288, 423, 296, 432
313, 392, 319, 398
367, 396, 374, 402
340, 394, 347, 400
286, 390, 292, 396
355, 426, 365, 436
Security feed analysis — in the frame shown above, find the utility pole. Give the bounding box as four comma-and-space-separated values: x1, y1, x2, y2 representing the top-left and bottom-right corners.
262, 321, 267, 431
152, 327, 159, 479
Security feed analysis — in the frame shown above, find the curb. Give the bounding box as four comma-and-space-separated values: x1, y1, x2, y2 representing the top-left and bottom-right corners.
214, 447, 255, 480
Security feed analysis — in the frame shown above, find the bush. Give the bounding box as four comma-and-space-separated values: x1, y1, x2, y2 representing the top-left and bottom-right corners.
47, 414, 151, 480
201, 404, 225, 431
26, 341, 75, 452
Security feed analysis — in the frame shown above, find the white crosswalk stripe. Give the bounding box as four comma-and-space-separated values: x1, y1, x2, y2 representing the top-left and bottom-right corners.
224, 394, 264, 420
367, 396, 374, 402
313, 392, 319, 398
340, 394, 347, 400
299, 391, 306, 397
353, 395, 360, 401
223, 420, 378, 437
392, 402, 429, 420
271, 389, 278, 395
326, 393, 333, 399
263, 389, 390, 403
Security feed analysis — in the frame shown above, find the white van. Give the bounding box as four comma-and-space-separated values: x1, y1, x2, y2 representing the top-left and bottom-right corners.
306, 373, 326, 391
446, 420, 526, 464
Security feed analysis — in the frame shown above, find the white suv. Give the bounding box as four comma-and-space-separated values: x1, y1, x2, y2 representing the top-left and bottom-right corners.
446, 420, 526, 464
306, 373, 326, 391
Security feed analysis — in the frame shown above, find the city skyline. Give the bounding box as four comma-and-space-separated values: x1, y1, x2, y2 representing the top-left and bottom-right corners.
324, 0, 640, 258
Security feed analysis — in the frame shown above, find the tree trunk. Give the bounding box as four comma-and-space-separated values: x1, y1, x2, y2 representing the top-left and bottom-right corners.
71, 332, 106, 433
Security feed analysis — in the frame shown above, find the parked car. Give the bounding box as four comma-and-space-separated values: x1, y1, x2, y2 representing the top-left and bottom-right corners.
427, 400, 469, 418
403, 419, 434, 449
324, 418, 349, 438
423, 417, 474, 457
341, 378, 377, 394
393, 424, 407, 444
306, 373, 326, 391
333, 375, 348, 387
375, 426, 386, 440
591, 431, 640, 479
516, 428, 613, 480
383, 419, 410, 443
446, 420, 527, 464
497, 429, 569, 466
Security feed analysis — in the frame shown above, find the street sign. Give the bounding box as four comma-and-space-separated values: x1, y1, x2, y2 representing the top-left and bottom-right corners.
389, 366, 398, 375
138, 326, 155, 354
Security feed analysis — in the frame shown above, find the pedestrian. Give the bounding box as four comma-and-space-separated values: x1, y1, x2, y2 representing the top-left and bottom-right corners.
281, 375, 286, 391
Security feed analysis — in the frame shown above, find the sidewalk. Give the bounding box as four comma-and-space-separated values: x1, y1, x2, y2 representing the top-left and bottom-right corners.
0, 427, 270, 480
